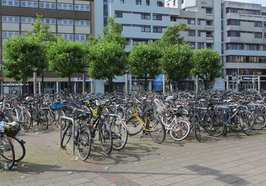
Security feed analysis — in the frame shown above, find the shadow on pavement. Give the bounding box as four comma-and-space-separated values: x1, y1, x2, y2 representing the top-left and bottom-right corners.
185, 164, 249, 185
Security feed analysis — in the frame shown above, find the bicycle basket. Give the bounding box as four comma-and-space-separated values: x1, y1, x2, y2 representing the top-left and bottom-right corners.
4, 122, 20, 137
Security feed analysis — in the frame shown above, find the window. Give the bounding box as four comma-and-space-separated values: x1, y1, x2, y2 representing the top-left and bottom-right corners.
206, 31, 213, 37
226, 43, 244, 50
170, 16, 177, 22
21, 1, 38, 8
254, 21, 262, 27
227, 19, 240, 26
197, 19, 202, 25
187, 18, 195, 25
120, 0, 124, 3
41, 18, 56, 25
246, 44, 259, 50
115, 11, 123, 18
57, 3, 73, 10
206, 8, 213, 14
58, 19, 73, 25
58, 33, 73, 40
228, 31, 240, 37
206, 20, 213, 26
2, 16, 19, 23
136, 0, 141, 5
188, 30, 195, 36
74, 4, 90, 11
189, 42, 196, 49
198, 42, 205, 49
141, 25, 151, 32
75, 20, 90, 26
153, 14, 162, 20
146, 0, 150, 6
153, 26, 162, 33
75, 34, 87, 41
2, 0, 19, 6
157, 1, 164, 7
141, 13, 151, 20
21, 17, 36, 23
39, 2, 56, 9
254, 32, 262, 38
2, 31, 19, 39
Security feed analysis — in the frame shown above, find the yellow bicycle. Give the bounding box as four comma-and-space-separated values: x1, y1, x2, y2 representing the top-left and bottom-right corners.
126, 103, 165, 144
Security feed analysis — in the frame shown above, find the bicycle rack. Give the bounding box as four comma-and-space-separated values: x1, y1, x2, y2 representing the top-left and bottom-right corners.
59, 116, 75, 155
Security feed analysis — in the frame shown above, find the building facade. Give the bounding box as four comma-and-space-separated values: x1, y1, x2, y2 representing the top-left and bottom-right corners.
95, 0, 266, 91
0, 0, 94, 94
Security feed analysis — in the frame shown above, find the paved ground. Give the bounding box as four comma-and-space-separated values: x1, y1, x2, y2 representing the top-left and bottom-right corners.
1, 127, 266, 186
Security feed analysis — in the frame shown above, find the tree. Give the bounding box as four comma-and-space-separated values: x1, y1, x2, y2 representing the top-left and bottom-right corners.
192, 48, 222, 90
87, 17, 127, 92
87, 40, 127, 92
158, 23, 187, 46
48, 38, 88, 92
2, 35, 47, 95
28, 14, 57, 94
160, 44, 193, 89
128, 42, 162, 91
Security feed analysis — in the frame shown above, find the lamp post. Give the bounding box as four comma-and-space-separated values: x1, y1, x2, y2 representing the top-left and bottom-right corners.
124, 68, 128, 94
32, 66, 37, 96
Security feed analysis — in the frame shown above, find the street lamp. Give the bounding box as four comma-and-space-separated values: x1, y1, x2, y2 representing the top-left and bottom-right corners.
124, 68, 128, 94
32, 66, 37, 96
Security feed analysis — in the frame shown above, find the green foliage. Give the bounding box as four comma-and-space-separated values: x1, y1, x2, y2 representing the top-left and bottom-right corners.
128, 42, 162, 77
192, 48, 222, 89
48, 38, 88, 78
158, 23, 187, 46
160, 44, 193, 82
103, 17, 127, 47
3, 35, 47, 81
87, 40, 127, 80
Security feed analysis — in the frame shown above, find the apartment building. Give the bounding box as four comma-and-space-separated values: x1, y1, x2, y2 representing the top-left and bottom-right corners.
95, 0, 266, 91
0, 0, 94, 94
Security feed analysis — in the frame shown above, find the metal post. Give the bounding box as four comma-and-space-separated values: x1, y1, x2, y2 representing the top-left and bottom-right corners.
125, 73, 128, 94
33, 68, 37, 96
195, 75, 199, 95
82, 72, 86, 94
258, 75, 261, 92
226, 75, 229, 91
162, 74, 165, 95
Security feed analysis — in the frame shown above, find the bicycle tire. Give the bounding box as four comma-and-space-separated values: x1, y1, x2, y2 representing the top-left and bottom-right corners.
252, 113, 266, 130
203, 114, 226, 137
61, 122, 72, 148
0, 133, 15, 170
194, 123, 201, 142
10, 136, 26, 162
238, 110, 253, 136
169, 120, 190, 141
76, 127, 91, 161
98, 121, 113, 154
112, 121, 128, 150
37, 110, 49, 131
19, 110, 32, 133
126, 116, 143, 136
149, 118, 166, 144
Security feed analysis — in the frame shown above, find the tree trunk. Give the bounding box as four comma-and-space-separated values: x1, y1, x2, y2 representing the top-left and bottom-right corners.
144, 74, 148, 91
108, 78, 113, 93
22, 78, 27, 96
68, 75, 71, 93
41, 74, 44, 95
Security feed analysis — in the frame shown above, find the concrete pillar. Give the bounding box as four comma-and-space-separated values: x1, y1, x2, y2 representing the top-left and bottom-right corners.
162, 74, 165, 95
56, 81, 59, 94
226, 75, 229, 91
33, 70, 37, 96
38, 82, 41, 95
125, 73, 128, 94
195, 75, 199, 95
82, 73, 86, 93
258, 76, 261, 92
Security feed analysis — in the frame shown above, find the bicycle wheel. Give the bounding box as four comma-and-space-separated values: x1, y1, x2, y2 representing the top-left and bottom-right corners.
37, 110, 49, 131
61, 121, 72, 148
10, 136, 26, 162
194, 123, 201, 142
169, 120, 190, 141
19, 110, 32, 133
98, 122, 113, 154
149, 118, 166, 144
252, 113, 266, 130
126, 116, 143, 136
111, 121, 128, 150
203, 114, 226, 137
76, 127, 91, 161
238, 110, 253, 136
0, 133, 15, 170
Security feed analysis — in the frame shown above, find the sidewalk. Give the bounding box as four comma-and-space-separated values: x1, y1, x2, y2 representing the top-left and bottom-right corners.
1, 128, 266, 186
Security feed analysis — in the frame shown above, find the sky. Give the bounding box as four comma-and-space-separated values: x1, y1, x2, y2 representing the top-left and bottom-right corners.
228, 0, 266, 6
